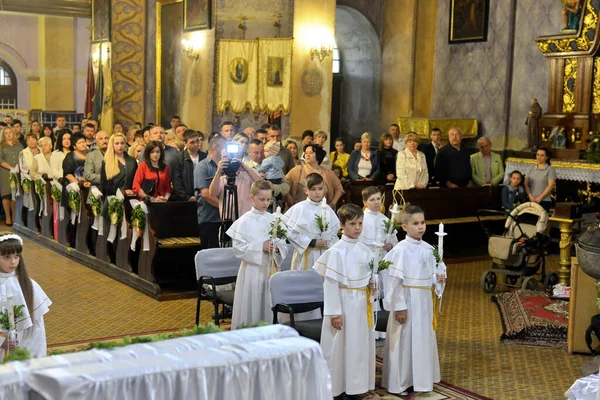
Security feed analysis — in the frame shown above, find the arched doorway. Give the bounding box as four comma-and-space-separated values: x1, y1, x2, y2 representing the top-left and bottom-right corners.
0, 60, 17, 108
332, 6, 381, 148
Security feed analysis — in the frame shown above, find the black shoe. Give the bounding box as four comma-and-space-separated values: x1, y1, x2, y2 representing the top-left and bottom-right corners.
333, 394, 345, 400
212, 306, 233, 320
344, 394, 362, 400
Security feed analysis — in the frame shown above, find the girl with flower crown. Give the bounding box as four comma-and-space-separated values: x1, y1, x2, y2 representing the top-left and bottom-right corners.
0, 233, 51, 358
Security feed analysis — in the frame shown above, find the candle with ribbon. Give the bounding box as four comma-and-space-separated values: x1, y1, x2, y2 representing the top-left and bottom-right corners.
270, 206, 282, 274
387, 203, 401, 243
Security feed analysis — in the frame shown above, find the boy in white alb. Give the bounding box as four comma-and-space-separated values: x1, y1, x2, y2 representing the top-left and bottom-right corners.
226, 180, 288, 329
282, 172, 339, 271
359, 186, 398, 340
313, 204, 375, 400
382, 205, 447, 395
359, 186, 398, 258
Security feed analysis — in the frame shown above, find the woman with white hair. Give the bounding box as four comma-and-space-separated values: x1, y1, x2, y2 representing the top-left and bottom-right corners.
347, 132, 380, 182
394, 132, 428, 190
30, 137, 55, 179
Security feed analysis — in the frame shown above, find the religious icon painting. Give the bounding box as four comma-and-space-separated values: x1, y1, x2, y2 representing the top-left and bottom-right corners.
448, 0, 489, 44
184, 0, 212, 31
92, 0, 111, 43
229, 58, 249, 84
267, 57, 284, 87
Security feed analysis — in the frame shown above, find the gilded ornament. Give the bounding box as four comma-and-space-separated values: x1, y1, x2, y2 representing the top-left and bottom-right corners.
301, 69, 323, 97
593, 57, 600, 114
563, 58, 577, 112
229, 58, 249, 84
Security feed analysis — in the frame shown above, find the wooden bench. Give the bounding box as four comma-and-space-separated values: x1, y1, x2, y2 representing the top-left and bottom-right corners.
138, 201, 201, 294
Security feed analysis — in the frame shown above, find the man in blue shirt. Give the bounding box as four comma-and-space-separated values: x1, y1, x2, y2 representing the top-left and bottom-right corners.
194, 136, 225, 249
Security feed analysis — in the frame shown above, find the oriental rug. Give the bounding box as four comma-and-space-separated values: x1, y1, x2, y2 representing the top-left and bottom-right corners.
492, 289, 568, 349
365, 356, 493, 399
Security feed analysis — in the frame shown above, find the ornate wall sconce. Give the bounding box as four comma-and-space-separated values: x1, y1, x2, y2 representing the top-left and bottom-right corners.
310, 44, 333, 62
181, 35, 204, 61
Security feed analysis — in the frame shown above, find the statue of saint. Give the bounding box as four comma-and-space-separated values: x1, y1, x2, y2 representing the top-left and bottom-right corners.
562, 0, 582, 32
526, 98, 542, 149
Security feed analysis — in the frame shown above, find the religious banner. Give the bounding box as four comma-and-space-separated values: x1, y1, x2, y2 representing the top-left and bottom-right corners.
217, 40, 259, 115
257, 38, 292, 115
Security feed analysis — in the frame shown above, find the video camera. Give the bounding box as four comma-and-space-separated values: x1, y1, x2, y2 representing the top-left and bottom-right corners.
223, 143, 241, 185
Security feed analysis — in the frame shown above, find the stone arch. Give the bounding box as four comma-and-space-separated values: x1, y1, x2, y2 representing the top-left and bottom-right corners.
0, 44, 31, 109
334, 5, 381, 142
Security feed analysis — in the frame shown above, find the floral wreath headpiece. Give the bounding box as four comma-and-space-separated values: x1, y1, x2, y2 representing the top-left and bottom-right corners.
0, 234, 23, 245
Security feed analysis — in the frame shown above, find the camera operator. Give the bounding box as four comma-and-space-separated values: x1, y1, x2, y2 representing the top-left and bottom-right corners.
208, 141, 261, 218
194, 136, 226, 249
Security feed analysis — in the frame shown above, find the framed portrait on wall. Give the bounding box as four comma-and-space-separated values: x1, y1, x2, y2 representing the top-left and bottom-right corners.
92, 0, 111, 43
184, 0, 212, 31
448, 0, 489, 44
157, 0, 183, 127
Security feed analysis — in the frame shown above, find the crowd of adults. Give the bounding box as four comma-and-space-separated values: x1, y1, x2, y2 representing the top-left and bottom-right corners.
0, 114, 557, 237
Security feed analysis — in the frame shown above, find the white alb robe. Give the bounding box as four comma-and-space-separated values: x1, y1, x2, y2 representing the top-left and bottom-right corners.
282, 199, 340, 271
381, 237, 446, 394
0, 272, 52, 359
226, 208, 287, 330
313, 236, 376, 397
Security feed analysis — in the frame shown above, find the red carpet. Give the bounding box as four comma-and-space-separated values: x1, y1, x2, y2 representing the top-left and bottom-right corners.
492, 289, 568, 349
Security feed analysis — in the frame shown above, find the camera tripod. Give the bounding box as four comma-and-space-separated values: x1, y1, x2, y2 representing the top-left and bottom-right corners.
219, 181, 239, 247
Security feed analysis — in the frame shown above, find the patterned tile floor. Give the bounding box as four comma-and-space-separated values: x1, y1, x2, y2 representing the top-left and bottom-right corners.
17, 230, 593, 400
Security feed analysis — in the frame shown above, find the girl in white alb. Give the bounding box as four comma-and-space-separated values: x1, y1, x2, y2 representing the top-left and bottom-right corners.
0, 233, 52, 359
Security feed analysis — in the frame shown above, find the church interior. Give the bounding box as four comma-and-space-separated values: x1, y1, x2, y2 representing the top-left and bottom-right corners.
0, 0, 600, 399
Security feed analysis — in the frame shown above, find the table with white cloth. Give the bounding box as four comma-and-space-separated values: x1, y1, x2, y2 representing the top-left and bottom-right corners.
565, 373, 599, 400
503, 157, 600, 184
0, 325, 332, 400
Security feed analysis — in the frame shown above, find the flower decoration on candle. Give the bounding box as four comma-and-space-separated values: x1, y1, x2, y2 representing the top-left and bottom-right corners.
315, 198, 329, 233
270, 207, 288, 240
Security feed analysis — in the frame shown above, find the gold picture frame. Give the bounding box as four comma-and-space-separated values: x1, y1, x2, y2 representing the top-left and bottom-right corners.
449, 0, 489, 44
156, 0, 183, 127
184, 0, 212, 31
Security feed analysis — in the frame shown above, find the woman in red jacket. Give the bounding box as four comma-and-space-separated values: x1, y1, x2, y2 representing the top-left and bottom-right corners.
132, 141, 172, 201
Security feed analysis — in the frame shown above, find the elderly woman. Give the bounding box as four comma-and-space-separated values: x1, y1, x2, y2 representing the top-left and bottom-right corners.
0, 126, 24, 225
348, 132, 380, 182
285, 143, 343, 209
30, 137, 54, 179
524, 148, 556, 211
394, 132, 428, 190
18, 133, 40, 174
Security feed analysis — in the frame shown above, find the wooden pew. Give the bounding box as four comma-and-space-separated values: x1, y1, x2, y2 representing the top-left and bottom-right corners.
138, 201, 201, 294
75, 187, 92, 254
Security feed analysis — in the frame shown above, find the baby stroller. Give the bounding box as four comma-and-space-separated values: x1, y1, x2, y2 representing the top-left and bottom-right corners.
478, 202, 558, 293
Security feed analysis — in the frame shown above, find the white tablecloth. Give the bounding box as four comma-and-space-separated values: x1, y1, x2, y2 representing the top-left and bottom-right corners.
565, 373, 599, 400
26, 336, 331, 400
504, 157, 600, 184
0, 325, 305, 400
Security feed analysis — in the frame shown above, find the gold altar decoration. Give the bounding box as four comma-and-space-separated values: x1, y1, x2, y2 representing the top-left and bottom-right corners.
396, 117, 478, 139
563, 58, 578, 113
111, 0, 145, 125
550, 216, 584, 286
593, 57, 600, 114
536, 0, 599, 55
505, 157, 600, 172
257, 38, 292, 115
217, 39, 259, 115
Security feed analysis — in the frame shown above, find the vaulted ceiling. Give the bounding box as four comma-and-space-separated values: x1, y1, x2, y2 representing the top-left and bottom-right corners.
0, 0, 91, 18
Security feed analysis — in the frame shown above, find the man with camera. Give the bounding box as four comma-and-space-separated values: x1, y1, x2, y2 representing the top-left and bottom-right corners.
194, 136, 226, 249
208, 141, 262, 219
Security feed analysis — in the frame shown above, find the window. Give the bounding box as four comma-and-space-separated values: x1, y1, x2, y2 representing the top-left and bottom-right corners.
0, 67, 11, 86
332, 44, 341, 74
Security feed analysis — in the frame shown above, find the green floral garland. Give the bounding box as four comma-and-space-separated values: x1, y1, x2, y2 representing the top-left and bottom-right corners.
368, 258, 393, 273
131, 204, 146, 236
269, 221, 288, 240
382, 219, 401, 233
51, 185, 61, 203
90, 195, 102, 217
35, 180, 45, 199
432, 245, 441, 264
8, 172, 18, 190
20, 177, 31, 194
587, 131, 600, 163
108, 197, 124, 225
0, 305, 25, 330
315, 214, 328, 233
68, 190, 80, 212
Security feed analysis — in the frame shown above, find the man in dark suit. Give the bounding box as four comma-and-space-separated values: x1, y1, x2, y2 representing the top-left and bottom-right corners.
435, 127, 475, 188
418, 127, 443, 186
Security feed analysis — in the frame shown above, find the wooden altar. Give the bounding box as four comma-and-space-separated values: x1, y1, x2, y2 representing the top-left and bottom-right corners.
535, 1, 600, 159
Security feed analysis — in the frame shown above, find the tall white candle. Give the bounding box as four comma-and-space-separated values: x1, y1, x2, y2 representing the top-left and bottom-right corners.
388, 203, 400, 235
6, 288, 14, 330
435, 223, 447, 261
320, 197, 327, 222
